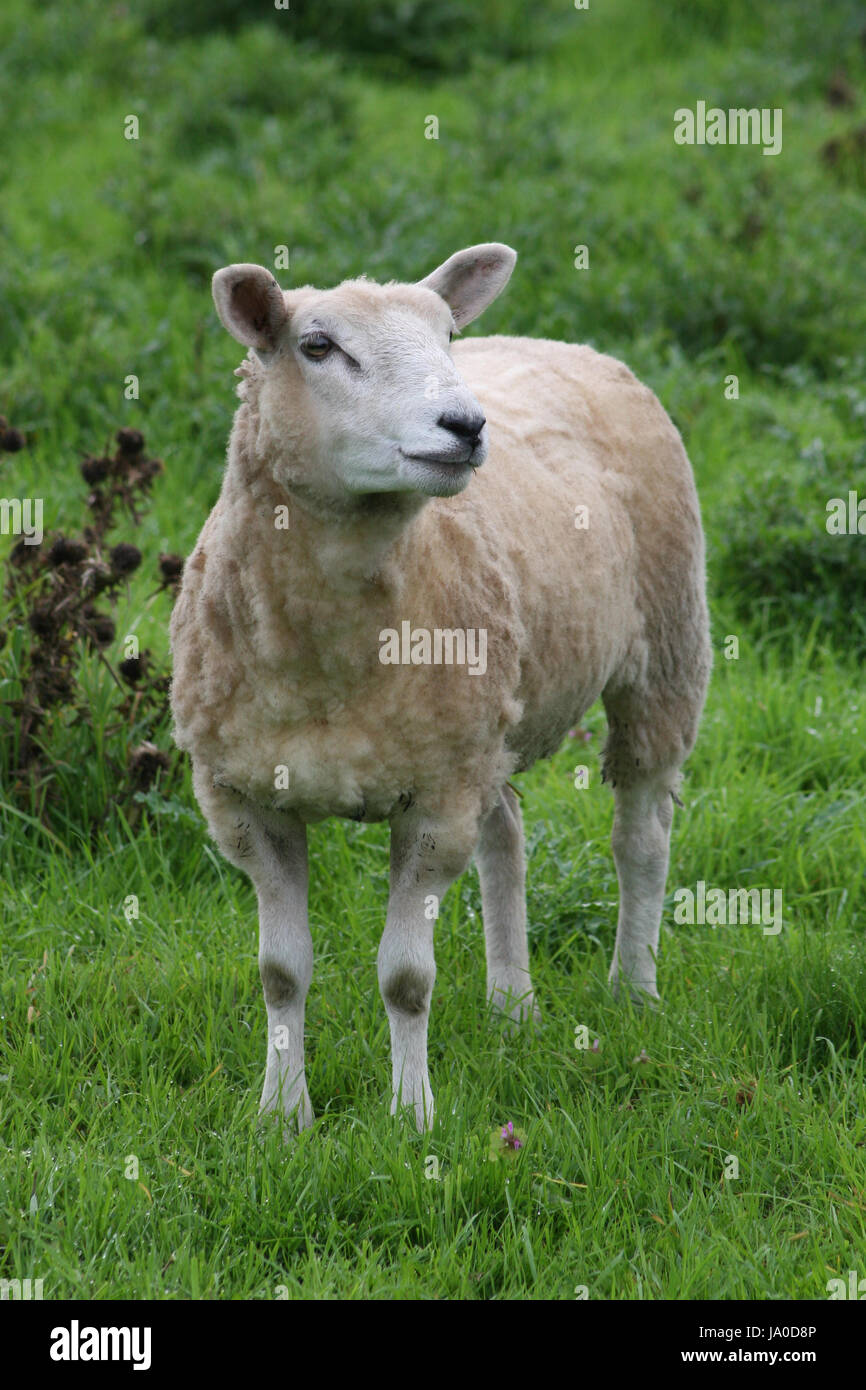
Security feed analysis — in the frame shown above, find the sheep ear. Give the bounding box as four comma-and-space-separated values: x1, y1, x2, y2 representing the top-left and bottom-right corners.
418, 243, 516, 329
212, 263, 288, 354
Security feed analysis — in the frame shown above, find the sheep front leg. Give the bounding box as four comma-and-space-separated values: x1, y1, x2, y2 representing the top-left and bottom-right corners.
476, 784, 538, 1024
192, 770, 314, 1135
254, 818, 314, 1134
379, 816, 473, 1131
608, 772, 675, 1003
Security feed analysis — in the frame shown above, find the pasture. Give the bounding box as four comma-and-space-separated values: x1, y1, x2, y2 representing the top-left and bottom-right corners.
1, 0, 865, 1300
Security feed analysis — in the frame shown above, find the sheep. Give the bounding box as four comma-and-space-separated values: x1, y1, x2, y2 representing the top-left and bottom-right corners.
169, 243, 712, 1134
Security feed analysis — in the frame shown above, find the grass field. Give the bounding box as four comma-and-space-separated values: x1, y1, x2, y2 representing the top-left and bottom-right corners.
1, 0, 865, 1300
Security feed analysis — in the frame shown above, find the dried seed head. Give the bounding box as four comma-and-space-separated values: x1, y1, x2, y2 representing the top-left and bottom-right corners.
9, 537, 44, 570
88, 613, 116, 646
128, 741, 170, 789
48, 535, 89, 567
81, 455, 111, 485
0, 427, 25, 452
109, 543, 142, 575
28, 604, 56, 638
118, 652, 150, 684
116, 428, 145, 456
158, 552, 184, 582
81, 561, 113, 594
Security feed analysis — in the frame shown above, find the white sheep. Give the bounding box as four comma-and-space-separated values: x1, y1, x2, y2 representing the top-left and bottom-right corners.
169, 244, 711, 1133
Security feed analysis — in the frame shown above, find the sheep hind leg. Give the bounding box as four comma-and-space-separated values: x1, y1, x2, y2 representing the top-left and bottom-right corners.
607, 769, 677, 1004
476, 784, 539, 1025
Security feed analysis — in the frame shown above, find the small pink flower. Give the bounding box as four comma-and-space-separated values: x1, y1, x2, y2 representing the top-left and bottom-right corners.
496, 1120, 524, 1153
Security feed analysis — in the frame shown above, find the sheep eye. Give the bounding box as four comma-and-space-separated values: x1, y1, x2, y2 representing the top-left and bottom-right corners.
300, 333, 333, 360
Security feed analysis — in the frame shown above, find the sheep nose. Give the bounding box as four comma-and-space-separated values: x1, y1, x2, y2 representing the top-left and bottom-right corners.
438, 412, 486, 447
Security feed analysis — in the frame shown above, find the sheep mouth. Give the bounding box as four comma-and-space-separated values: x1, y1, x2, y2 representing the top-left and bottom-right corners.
398, 449, 478, 497
399, 448, 478, 468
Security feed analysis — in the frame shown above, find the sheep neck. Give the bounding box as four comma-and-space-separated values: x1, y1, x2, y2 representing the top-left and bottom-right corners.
223, 453, 431, 602
282, 483, 427, 597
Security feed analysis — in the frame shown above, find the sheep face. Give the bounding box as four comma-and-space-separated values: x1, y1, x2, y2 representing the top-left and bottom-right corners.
268, 282, 485, 502
212, 244, 517, 504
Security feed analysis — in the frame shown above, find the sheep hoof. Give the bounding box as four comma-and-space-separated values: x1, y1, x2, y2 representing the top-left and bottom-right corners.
390, 1090, 435, 1134
258, 1089, 315, 1143
610, 976, 661, 1010
488, 982, 541, 1029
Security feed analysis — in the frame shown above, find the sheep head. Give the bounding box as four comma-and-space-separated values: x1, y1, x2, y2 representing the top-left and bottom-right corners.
211, 244, 516, 505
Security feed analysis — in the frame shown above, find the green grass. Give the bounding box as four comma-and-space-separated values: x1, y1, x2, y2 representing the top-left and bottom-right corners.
1, 0, 865, 1299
